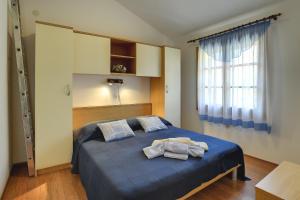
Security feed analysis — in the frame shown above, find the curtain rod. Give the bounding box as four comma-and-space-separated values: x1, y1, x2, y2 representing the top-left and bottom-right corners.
187, 13, 282, 43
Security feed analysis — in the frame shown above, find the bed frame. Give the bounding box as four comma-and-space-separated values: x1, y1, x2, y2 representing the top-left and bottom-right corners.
178, 164, 240, 199
72, 103, 241, 199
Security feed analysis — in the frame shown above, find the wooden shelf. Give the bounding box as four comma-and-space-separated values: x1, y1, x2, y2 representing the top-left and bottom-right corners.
111, 54, 135, 59
111, 38, 136, 74
110, 72, 136, 76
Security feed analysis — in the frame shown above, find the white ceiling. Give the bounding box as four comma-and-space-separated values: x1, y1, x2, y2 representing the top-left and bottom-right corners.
116, 0, 281, 37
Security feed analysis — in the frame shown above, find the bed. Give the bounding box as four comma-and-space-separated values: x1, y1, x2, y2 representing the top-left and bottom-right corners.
71, 117, 247, 200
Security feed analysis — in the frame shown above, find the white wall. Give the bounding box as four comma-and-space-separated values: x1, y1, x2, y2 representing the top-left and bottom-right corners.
180, 0, 300, 164
0, 0, 10, 197
12, 0, 175, 163
73, 75, 150, 107
19, 0, 174, 45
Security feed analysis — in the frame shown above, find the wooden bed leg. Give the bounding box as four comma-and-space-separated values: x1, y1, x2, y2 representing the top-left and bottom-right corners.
232, 167, 238, 181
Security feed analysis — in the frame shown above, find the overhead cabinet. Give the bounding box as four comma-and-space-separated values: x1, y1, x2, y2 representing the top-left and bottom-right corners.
74, 32, 110, 74
136, 43, 161, 77
73, 34, 161, 77
35, 23, 74, 170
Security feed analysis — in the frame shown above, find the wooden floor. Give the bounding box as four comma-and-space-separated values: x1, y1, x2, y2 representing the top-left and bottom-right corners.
2, 155, 277, 200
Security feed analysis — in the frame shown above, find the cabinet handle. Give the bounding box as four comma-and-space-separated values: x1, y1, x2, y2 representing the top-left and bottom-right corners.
165, 85, 168, 94
64, 84, 71, 96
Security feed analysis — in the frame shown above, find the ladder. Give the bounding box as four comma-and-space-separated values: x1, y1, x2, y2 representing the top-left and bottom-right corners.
10, 0, 35, 176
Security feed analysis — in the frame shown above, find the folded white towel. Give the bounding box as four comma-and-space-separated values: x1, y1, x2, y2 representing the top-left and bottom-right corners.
194, 142, 209, 151
152, 138, 209, 151
164, 151, 188, 160
144, 137, 209, 160
164, 141, 189, 154
188, 145, 205, 157
152, 137, 191, 146
143, 143, 164, 159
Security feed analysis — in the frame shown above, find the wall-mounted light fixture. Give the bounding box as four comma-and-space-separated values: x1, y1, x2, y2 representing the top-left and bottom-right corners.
107, 79, 123, 105
107, 78, 124, 86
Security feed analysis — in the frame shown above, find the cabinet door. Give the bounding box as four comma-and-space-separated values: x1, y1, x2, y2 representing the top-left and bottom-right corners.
35, 24, 74, 170
136, 43, 161, 77
164, 47, 181, 127
74, 33, 110, 74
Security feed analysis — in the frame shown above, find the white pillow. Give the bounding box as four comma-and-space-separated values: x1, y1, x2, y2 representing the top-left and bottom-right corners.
97, 119, 135, 142
137, 116, 168, 133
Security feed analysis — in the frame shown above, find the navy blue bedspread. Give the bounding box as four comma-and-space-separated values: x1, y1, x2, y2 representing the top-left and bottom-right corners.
72, 125, 246, 200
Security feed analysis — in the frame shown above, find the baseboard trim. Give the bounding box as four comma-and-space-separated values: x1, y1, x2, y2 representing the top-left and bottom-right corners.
244, 154, 278, 166
37, 163, 71, 175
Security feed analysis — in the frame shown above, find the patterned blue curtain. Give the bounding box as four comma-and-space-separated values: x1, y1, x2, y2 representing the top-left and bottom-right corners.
198, 21, 271, 132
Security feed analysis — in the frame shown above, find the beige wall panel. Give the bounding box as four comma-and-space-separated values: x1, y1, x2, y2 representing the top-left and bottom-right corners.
73, 74, 150, 107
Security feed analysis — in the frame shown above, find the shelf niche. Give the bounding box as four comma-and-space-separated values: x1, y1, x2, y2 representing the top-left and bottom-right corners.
111, 39, 136, 74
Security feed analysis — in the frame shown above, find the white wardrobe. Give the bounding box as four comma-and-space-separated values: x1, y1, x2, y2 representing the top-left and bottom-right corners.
151, 47, 181, 127
35, 23, 74, 170
164, 47, 181, 127
35, 22, 181, 170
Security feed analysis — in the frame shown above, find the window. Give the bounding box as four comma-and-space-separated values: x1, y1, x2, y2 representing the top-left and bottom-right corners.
197, 21, 271, 132
229, 42, 258, 109
202, 41, 258, 109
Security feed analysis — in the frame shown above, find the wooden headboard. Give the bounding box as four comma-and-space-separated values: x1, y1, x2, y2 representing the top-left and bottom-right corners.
73, 103, 152, 129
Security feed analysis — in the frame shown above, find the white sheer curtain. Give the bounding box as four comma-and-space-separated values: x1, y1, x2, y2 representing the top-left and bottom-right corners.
198, 21, 271, 132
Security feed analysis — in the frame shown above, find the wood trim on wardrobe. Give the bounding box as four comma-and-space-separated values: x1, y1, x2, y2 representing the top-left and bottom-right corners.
35, 21, 174, 48
35, 21, 73, 30
150, 47, 165, 117
73, 30, 111, 39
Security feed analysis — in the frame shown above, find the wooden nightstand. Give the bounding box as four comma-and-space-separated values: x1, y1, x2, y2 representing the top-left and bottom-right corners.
255, 161, 300, 200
